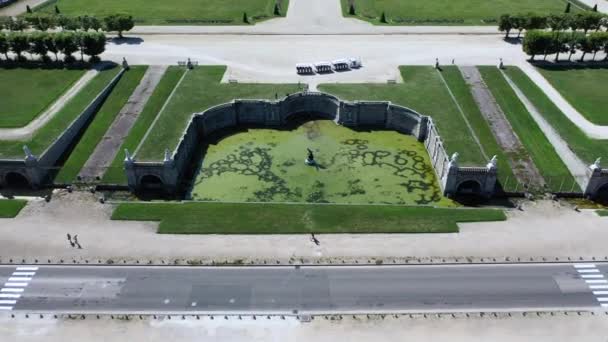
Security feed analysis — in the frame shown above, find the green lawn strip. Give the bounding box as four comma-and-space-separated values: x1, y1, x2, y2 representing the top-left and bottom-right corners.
503, 67, 608, 166
54, 66, 148, 183
0, 199, 27, 218
536, 66, 608, 126
319, 66, 485, 166
0, 68, 86, 128
477, 66, 576, 191
36, 0, 288, 25
440, 66, 517, 189
111, 202, 506, 234
0, 66, 121, 159
102, 67, 186, 184
136, 66, 302, 161
598, 210, 608, 216
341, 0, 587, 26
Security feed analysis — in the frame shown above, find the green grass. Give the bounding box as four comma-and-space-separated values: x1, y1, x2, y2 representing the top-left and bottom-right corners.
111, 202, 506, 234
136, 66, 302, 161
0, 199, 27, 218
319, 66, 486, 166
37, 0, 289, 25
440, 66, 517, 189
477, 66, 577, 191
0, 66, 121, 159
102, 66, 186, 185
598, 210, 608, 216
0, 68, 85, 128
54, 66, 148, 183
341, 0, 587, 25
536, 66, 608, 126
191, 120, 454, 206
503, 67, 608, 166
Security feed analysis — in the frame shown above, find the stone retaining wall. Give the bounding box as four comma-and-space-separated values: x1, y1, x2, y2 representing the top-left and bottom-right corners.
126, 92, 498, 198
0, 68, 126, 188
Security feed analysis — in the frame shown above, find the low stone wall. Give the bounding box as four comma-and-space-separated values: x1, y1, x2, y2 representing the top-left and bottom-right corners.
126, 92, 497, 198
0, 68, 125, 188
583, 160, 608, 199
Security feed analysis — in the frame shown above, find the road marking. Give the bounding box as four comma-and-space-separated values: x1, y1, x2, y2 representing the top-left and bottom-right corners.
602, 304, 608, 308
15, 267, 38, 271
597, 298, 608, 302
0, 294, 21, 299
590, 285, 608, 289
585, 280, 607, 284
8, 277, 32, 282
593, 291, 608, 295
574, 264, 597, 268
1, 288, 24, 293
0, 300, 16, 305
582, 274, 604, 279
12, 272, 35, 276
4, 283, 27, 287
0, 306, 13, 310
577, 269, 600, 273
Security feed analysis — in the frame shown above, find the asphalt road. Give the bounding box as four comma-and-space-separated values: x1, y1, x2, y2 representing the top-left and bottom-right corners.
0, 263, 607, 314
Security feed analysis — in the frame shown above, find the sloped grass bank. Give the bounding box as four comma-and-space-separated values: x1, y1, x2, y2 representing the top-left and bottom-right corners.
0, 199, 27, 218
112, 202, 506, 234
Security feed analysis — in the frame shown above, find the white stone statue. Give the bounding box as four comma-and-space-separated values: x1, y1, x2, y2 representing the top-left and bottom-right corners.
164, 149, 172, 163
487, 155, 498, 169
591, 157, 601, 170
450, 152, 459, 164
124, 149, 133, 163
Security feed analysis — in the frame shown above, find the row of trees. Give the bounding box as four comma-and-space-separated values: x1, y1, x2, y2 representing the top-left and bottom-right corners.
0, 31, 106, 62
523, 30, 608, 61
0, 13, 134, 38
499, 12, 608, 38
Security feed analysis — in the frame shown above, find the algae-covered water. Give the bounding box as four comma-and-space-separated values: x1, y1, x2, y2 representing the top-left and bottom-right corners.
190, 120, 453, 205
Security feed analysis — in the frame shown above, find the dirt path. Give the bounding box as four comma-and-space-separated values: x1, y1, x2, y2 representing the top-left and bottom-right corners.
0, 69, 98, 141
459, 66, 545, 189
78, 65, 167, 182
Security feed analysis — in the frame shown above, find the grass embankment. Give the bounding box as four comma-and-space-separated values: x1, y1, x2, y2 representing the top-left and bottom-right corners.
36, 0, 289, 25
0, 68, 85, 128
0, 199, 27, 218
536, 66, 608, 126
0, 66, 121, 159
598, 210, 608, 216
112, 202, 506, 234
341, 0, 586, 25
503, 67, 608, 166
102, 67, 186, 184
54, 66, 148, 183
477, 66, 576, 191
319, 66, 487, 166
136, 66, 301, 161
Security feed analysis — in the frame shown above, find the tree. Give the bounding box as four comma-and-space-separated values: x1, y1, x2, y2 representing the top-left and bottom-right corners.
8, 32, 29, 60
89, 16, 102, 31
242, 12, 249, 23
547, 14, 567, 31
9, 17, 29, 31
498, 14, 514, 38
274, 2, 280, 16
29, 32, 49, 61
525, 13, 547, 31
82, 31, 106, 61
380, 11, 387, 23
0, 34, 9, 60
564, 2, 571, 13
592, 4, 598, 12
523, 30, 550, 60
565, 31, 585, 61
577, 35, 593, 61
104, 14, 135, 37
55, 31, 78, 62
0, 16, 11, 31
57, 15, 79, 30
580, 13, 603, 33
551, 32, 569, 61
511, 15, 526, 38
349, 3, 356, 15
43, 33, 59, 61
26, 5, 32, 14
588, 32, 608, 60
55, 5, 60, 14
27, 14, 56, 31
79, 15, 92, 31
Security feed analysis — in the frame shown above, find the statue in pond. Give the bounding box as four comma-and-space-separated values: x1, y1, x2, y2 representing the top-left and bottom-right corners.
306, 148, 316, 165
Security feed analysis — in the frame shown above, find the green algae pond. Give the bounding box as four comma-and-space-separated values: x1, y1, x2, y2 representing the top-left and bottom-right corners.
189, 120, 454, 206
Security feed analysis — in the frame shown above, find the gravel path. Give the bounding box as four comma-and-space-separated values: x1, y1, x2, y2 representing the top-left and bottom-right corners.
459, 66, 545, 188
0, 69, 98, 141
78, 65, 167, 182
501, 70, 589, 188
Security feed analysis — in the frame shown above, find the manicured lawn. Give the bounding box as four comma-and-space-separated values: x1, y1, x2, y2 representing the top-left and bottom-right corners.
37, 0, 289, 25
0, 68, 85, 128
136, 66, 301, 161
598, 210, 608, 216
503, 67, 608, 167
111, 202, 506, 234
341, 0, 586, 25
478, 66, 576, 191
54, 66, 147, 184
319, 66, 486, 166
536, 66, 608, 126
102, 66, 186, 185
0, 66, 121, 159
0, 199, 27, 218
191, 120, 453, 206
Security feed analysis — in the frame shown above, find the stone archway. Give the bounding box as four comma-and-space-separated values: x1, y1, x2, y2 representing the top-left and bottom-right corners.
456, 180, 482, 195
3, 172, 30, 188
594, 183, 608, 205
139, 175, 164, 190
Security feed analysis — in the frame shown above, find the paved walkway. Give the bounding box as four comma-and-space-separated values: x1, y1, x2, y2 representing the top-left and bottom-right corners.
460, 66, 545, 187
0, 0, 47, 16
0, 69, 98, 141
78, 65, 167, 182
502, 71, 589, 188
578, 0, 608, 12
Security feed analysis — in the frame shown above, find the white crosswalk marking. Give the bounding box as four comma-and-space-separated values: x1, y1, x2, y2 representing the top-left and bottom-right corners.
597, 298, 608, 302
585, 279, 607, 284
0, 294, 21, 299
15, 267, 38, 271
8, 277, 32, 282
0, 300, 16, 305
577, 269, 600, 273
590, 285, 608, 289
575, 264, 608, 310
12, 272, 35, 276
582, 274, 604, 279
4, 283, 27, 287
0, 306, 13, 310
0, 288, 24, 293
0, 266, 39, 311
593, 291, 608, 295
574, 264, 597, 268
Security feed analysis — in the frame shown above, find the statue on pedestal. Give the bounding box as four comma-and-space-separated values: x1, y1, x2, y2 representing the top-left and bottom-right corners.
305, 148, 315, 165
